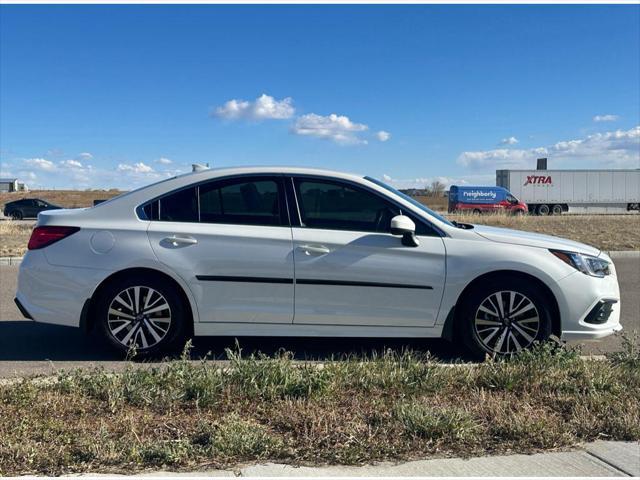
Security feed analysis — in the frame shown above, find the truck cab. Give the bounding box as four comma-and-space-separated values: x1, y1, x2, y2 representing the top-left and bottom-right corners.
448, 185, 528, 215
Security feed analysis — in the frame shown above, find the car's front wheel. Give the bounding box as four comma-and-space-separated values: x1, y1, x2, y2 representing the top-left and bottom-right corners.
96, 275, 189, 357
458, 277, 552, 358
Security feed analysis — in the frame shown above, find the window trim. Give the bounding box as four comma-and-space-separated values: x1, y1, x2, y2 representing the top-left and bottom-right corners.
288, 174, 443, 237
137, 174, 290, 228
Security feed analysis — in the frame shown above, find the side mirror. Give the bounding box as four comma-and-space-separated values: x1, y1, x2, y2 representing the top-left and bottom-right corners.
390, 215, 420, 247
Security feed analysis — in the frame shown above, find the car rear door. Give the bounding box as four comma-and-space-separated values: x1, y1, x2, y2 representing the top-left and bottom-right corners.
288, 176, 446, 328
146, 175, 295, 324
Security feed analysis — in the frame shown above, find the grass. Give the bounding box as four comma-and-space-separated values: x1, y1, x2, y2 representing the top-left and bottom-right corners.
0, 220, 33, 257
450, 212, 640, 252
0, 189, 123, 209
1, 338, 639, 475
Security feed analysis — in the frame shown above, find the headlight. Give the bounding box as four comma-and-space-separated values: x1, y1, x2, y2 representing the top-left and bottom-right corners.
550, 249, 611, 277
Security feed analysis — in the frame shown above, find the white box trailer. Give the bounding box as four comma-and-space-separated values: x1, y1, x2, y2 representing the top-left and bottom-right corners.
496, 169, 640, 214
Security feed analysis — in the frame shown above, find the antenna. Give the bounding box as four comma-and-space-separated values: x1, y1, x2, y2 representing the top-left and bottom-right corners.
192, 163, 210, 173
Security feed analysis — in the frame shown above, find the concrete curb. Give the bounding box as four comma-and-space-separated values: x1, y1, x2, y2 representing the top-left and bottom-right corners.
607, 250, 640, 259
62, 441, 639, 477
0, 256, 23, 265
1, 251, 638, 266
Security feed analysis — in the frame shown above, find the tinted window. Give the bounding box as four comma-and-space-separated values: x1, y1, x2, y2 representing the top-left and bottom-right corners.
294, 179, 399, 233
159, 187, 198, 222
199, 178, 283, 226
140, 177, 286, 226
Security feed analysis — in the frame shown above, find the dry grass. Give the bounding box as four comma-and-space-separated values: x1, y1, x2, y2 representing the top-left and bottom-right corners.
0, 190, 637, 257
0, 221, 33, 257
450, 213, 640, 252
0, 340, 638, 475
0, 189, 123, 209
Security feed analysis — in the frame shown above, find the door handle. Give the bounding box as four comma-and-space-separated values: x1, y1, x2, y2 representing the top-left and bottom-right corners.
164, 235, 198, 247
299, 244, 330, 255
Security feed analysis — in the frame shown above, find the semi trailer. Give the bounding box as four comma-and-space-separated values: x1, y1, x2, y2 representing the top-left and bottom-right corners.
496, 168, 640, 215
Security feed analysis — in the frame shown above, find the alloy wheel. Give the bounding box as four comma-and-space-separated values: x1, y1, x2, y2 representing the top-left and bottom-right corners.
107, 286, 172, 350
474, 290, 540, 354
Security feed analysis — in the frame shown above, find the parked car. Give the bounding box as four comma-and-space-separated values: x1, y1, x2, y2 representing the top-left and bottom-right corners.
3, 198, 61, 220
15, 167, 621, 357
448, 185, 528, 215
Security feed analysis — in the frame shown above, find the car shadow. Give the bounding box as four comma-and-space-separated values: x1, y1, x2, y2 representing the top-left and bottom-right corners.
0, 320, 470, 363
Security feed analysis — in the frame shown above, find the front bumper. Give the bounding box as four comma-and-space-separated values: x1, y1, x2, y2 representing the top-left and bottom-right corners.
557, 257, 622, 343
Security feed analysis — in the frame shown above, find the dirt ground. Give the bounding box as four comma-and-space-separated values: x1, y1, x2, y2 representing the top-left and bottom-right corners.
1, 213, 637, 257
0, 189, 122, 209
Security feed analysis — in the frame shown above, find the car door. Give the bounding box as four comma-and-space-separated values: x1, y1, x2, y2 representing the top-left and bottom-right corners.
289, 176, 446, 328
23, 200, 36, 217
146, 175, 295, 324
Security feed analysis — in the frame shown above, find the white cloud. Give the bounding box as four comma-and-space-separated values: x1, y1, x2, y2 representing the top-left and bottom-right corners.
156, 157, 172, 165
458, 126, 640, 170
593, 114, 619, 122
60, 159, 83, 168
24, 158, 56, 171
376, 130, 391, 142
500, 136, 519, 145
117, 162, 155, 173
292, 113, 369, 145
214, 94, 295, 121
77, 152, 93, 161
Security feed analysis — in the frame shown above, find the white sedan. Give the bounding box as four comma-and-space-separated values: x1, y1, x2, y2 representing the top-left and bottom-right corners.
15, 167, 622, 357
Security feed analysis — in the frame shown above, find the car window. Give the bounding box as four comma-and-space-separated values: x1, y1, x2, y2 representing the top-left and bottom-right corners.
294, 178, 400, 233
141, 176, 286, 226
199, 178, 284, 226
158, 187, 199, 222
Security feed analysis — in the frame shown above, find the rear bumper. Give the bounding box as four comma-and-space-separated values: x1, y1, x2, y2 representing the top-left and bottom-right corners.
16, 250, 108, 328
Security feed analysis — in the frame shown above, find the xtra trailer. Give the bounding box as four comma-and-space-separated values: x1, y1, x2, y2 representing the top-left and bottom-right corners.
496, 168, 640, 215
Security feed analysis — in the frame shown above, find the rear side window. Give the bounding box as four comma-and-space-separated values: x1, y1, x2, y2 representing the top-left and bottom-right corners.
140, 176, 287, 226
199, 178, 283, 226
159, 187, 198, 222
294, 179, 400, 233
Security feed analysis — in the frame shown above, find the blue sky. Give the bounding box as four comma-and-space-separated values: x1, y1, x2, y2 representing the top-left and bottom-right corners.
1, 5, 639, 189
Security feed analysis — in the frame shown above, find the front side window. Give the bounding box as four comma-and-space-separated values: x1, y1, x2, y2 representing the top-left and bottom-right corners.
294, 178, 399, 233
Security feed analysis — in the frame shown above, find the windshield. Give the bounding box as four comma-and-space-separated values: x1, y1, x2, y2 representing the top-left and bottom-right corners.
364, 176, 455, 227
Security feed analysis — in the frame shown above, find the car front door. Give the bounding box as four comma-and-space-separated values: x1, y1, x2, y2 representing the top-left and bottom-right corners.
147, 175, 294, 324
289, 177, 446, 328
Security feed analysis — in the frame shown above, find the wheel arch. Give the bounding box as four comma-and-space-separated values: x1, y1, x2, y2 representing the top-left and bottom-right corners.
80, 267, 196, 336
446, 269, 562, 340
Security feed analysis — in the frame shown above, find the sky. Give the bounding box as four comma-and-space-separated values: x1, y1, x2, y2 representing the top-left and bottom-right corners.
1, 5, 639, 190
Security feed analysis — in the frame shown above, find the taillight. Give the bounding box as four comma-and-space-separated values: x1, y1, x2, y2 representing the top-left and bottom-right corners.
28, 226, 80, 250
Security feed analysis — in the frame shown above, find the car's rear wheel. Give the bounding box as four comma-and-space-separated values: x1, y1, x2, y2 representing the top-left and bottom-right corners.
458, 277, 552, 358
10, 210, 23, 220
96, 275, 189, 357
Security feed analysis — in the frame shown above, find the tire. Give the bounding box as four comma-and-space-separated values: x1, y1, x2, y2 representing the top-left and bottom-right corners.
458, 277, 553, 358
513, 209, 525, 216
95, 274, 190, 357
551, 204, 563, 215
10, 210, 23, 220
472, 209, 482, 215
537, 204, 550, 215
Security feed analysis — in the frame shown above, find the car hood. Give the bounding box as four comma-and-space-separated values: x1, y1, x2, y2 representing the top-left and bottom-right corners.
473, 224, 600, 257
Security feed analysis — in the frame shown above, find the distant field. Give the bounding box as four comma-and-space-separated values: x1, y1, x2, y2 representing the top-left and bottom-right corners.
0, 189, 123, 209
0, 191, 638, 256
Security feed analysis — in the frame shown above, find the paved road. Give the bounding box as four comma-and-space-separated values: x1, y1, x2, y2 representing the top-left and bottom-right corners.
0, 259, 638, 378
